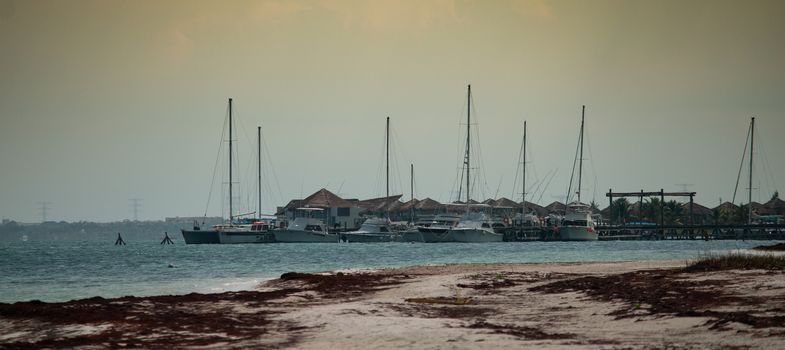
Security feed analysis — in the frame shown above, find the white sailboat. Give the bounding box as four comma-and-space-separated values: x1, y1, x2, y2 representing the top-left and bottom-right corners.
559, 105, 598, 241
182, 98, 275, 244
446, 84, 503, 243
346, 117, 401, 243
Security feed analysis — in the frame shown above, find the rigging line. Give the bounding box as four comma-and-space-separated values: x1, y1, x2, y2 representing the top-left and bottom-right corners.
731, 122, 752, 204
392, 136, 405, 197
260, 127, 285, 205
530, 168, 553, 203
584, 122, 599, 202
390, 125, 407, 197
754, 123, 779, 197
511, 129, 525, 201
538, 168, 558, 204
565, 118, 582, 204
373, 119, 386, 198
204, 103, 230, 218
494, 175, 504, 199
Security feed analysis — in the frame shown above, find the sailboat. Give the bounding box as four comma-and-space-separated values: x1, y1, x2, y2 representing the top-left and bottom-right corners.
559, 105, 598, 241
181, 99, 275, 244
420, 85, 504, 243
344, 118, 401, 243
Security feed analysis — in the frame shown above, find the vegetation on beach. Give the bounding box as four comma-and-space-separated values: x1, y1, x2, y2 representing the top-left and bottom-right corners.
683, 253, 785, 272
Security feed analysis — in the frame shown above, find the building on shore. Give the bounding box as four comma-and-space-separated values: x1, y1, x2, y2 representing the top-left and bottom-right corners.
277, 188, 362, 230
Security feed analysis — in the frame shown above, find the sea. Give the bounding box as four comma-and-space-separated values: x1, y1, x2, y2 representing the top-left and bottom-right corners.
0, 239, 779, 303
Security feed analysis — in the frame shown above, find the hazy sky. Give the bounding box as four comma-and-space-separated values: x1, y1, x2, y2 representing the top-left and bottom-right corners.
1, 0, 783, 222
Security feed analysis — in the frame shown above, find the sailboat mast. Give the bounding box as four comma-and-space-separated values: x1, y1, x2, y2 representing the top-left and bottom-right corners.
466, 84, 471, 204
258, 125, 262, 218
522, 121, 527, 215
749, 117, 755, 225
386, 117, 390, 199
577, 105, 585, 203
228, 98, 233, 223
410, 163, 414, 222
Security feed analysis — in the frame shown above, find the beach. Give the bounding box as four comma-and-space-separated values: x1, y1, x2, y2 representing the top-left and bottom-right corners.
2, 258, 785, 349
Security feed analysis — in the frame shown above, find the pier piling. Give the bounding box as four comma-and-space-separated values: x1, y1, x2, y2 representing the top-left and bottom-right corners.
115, 232, 126, 245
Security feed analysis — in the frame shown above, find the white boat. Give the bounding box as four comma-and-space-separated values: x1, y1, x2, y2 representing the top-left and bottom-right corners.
274, 208, 340, 243
559, 202, 598, 241
559, 105, 598, 241
413, 214, 461, 242
216, 220, 275, 244
183, 99, 275, 244
448, 212, 503, 242
343, 218, 399, 243
439, 84, 502, 243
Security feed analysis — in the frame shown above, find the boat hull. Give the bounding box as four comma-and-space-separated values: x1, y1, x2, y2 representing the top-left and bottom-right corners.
181, 229, 220, 244
416, 227, 454, 243
559, 226, 598, 241
274, 230, 340, 243
399, 230, 425, 242
218, 231, 275, 244
449, 228, 504, 243
343, 232, 399, 243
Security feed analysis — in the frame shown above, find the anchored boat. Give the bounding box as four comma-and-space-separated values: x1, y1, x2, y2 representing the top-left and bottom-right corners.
559, 105, 598, 241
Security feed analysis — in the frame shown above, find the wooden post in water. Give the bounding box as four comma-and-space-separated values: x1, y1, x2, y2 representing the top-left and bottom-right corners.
659, 189, 665, 237
748, 117, 755, 226
608, 189, 613, 226
115, 232, 126, 245
639, 189, 644, 222
161, 232, 174, 245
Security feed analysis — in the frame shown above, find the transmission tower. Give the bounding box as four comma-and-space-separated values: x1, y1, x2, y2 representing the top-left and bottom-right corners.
37, 201, 51, 222
129, 198, 142, 221
675, 183, 694, 192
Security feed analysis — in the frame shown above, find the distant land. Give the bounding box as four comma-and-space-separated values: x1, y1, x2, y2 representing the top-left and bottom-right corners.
0, 217, 223, 242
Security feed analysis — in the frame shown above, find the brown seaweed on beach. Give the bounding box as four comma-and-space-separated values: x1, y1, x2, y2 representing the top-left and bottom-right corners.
530, 269, 785, 330
753, 243, 785, 251
464, 320, 575, 340
0, 272, 410, 349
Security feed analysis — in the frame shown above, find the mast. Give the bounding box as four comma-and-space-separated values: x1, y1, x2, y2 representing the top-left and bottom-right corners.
522, 121, 527, 216
410, 163, 414, 222
386, 117, 390, 200
257, 125, 262, 219
228, 98, 233, 223
749, 117, 755, 225
577, 105, 585, 203
465, 84, 471, 204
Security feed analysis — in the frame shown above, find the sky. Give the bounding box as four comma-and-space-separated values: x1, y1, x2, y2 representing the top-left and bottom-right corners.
1, 0, 783, 222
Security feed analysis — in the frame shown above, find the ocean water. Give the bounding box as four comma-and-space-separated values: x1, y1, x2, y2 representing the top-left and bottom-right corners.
0, 239, 778, 303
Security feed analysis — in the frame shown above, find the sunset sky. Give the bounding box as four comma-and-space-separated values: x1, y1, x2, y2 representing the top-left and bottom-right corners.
1, 0, 783, 222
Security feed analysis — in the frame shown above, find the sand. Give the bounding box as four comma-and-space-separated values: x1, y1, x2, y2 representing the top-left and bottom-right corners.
2, 259, 785, 349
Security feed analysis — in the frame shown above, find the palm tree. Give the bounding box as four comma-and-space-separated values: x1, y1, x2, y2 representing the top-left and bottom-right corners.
610, 198, 630, 223
663, 200, 684, 225
641, 197, 661, 222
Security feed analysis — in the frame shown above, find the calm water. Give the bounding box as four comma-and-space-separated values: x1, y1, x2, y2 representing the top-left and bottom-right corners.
0, 239, 777, 303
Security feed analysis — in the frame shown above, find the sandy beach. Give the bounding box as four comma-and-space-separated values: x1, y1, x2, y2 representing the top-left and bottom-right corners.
2, 258, 785, 349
